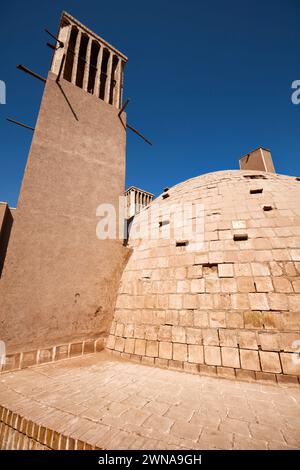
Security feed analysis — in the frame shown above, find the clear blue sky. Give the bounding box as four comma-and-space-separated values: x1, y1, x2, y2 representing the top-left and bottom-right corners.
0, 0, 299, 207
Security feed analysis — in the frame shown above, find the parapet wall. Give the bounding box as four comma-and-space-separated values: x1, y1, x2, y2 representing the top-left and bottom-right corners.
107, 170, 300, 384
0, 405, 99, 450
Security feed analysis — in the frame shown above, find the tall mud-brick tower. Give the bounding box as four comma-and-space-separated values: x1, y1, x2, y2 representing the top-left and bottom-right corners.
0, 12, 129, 365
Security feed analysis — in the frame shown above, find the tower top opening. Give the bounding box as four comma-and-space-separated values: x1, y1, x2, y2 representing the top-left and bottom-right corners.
239, 147, 275, 173
51, 11, 128, 109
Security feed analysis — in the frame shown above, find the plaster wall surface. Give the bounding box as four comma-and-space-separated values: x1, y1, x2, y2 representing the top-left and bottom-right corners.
0, 72, 128, 353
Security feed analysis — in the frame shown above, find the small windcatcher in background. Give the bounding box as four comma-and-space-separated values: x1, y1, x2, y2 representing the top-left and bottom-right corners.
239, 147, 275, 173
125, 186, 154, 218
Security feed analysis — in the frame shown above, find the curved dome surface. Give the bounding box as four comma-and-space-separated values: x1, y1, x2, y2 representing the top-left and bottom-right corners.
108, 170, 300, 382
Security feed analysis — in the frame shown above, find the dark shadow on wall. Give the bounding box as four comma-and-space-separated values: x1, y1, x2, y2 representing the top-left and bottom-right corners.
57, 83, 79, 121
0, 208, 14, 277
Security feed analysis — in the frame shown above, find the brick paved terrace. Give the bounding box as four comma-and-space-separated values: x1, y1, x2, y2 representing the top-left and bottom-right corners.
0, 352, 300, 450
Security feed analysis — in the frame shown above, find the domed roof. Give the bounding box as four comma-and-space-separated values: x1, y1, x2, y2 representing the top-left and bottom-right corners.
108, 170, 300, 383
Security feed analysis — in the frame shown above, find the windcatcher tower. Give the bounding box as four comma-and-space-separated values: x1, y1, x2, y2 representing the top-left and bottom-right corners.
0, 12, 129, 363
51, 12, 126, 107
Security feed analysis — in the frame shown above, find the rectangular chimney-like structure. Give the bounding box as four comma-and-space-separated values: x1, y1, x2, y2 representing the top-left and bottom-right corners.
239, 147, 275, 173
51, 11, 128, 109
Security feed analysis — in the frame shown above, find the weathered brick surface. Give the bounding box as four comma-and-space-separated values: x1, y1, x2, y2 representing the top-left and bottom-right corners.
188, 345, 204, 364
0, 354, 300, 451
186, 327, 202, 344
239, 331, 258, 350
145, 341, 159, 358
240, 350, 261, 371
218, 263, 234, 278
159, 342, 173, 359
114, 337, 125, 352
204, 346, 221, 366
22, 351, 37, 368
280, 353, 300, 375
221, 347, 240, 368
173, 343, 188, 361
124, 338, 135, 354
259, 333, 280, 351
172, 326, 186, 343
104, 171, 300, 382
259, 351, 282, 373
0, 339, 102, 375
